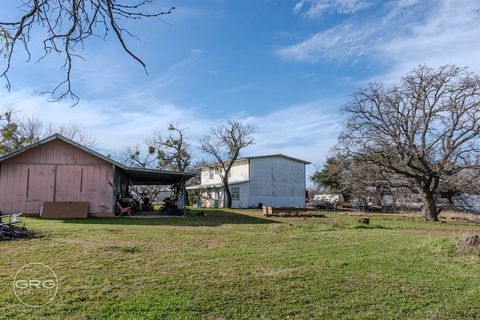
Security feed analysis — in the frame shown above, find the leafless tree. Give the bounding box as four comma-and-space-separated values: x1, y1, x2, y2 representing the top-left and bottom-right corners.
342, 159, 417, 209
0, 1, 174, 104
1, 108, 96, 152
149, 124, 192, 201
150, 124, 191, 172
342, 159, 385, 206
120, 144, 156, 168
438, 167, 480, 204
45, 122, 95, 147
0, 108, 40, 154
200, 121, 255, 208
338, 65, 480, 221
119, 144, 164, 202
311, 153, 425, 209
18, 115, 44, 141
188, 160, 209, 187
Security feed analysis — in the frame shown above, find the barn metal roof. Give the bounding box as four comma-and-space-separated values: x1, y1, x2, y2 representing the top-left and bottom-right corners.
0, 134, 195, 185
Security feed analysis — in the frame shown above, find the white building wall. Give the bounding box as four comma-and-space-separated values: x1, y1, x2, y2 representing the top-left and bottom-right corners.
200, 160, 249, 185
248, 157, 306, 207
231, 182, 250, 208
197, 183, 249, 208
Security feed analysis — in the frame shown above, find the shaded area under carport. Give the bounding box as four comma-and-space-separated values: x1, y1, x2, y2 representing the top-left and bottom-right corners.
117, 167, 196, 212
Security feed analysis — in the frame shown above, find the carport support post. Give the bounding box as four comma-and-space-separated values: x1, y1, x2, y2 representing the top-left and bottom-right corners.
177, 178, 186, 213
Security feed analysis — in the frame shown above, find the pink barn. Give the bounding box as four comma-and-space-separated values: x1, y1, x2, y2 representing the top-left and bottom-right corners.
0, 134, 194, 217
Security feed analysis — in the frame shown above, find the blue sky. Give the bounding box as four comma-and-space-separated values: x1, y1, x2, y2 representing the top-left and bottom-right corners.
1, 0, 480, 179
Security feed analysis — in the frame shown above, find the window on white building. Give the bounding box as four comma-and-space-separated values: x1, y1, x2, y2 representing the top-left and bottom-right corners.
231, 186, 240, 200
209, 168, 214, 179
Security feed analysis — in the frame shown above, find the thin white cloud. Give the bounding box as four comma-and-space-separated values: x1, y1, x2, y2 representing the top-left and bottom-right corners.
245, 102, 340, 162
293, 0, 307, 14
280, 0, 480, 81
293, 0, 372, 18
277, 23, 373, 63
375, 0, 480, 82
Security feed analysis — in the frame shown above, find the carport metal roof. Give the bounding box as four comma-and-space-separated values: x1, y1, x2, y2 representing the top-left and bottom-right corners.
120, 167, 196, 185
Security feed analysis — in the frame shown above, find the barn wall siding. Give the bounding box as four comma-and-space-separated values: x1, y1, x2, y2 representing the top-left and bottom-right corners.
7, 139, 108, 165
0, 139, 114, 216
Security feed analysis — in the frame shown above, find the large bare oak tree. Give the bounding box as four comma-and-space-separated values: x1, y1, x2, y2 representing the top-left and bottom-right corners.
338, 65, 480, 221
200, 121, 254, 208
0, 1, 174, 104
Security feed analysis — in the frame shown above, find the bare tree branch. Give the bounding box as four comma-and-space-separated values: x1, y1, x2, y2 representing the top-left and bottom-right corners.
0, 1, 174, 105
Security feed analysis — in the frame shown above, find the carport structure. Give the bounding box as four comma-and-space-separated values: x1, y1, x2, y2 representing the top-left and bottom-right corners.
117, 166, 195, 211
0, 134, 195, 217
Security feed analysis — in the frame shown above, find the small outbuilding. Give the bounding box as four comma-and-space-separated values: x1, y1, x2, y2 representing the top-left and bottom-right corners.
0, 134, 194, 217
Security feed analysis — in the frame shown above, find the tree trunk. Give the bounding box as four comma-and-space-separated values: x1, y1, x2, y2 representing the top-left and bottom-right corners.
179, 179, 189, 208
420, 188, 439, 222
183, 187, 189, 206
223, 179, 232, 208
446, 192, 454, 205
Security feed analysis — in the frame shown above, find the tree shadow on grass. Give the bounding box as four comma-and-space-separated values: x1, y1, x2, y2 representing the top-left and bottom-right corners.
54, 209, 278, 227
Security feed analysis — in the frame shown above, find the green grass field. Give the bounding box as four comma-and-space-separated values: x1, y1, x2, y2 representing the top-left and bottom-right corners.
2, 209, 480, 319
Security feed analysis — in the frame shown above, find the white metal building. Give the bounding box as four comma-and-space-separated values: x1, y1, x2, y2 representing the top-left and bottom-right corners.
187, 154, 310, 208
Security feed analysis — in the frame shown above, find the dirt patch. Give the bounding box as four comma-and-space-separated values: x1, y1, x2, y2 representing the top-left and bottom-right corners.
269, 224, 288, 233
358, 217, 370, 225
352, 224, 392, 230
106, 245, 143, 254
106, 229, 125, 233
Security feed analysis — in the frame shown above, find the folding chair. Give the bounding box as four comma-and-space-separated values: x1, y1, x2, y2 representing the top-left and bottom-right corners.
116, 202, 133, 216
